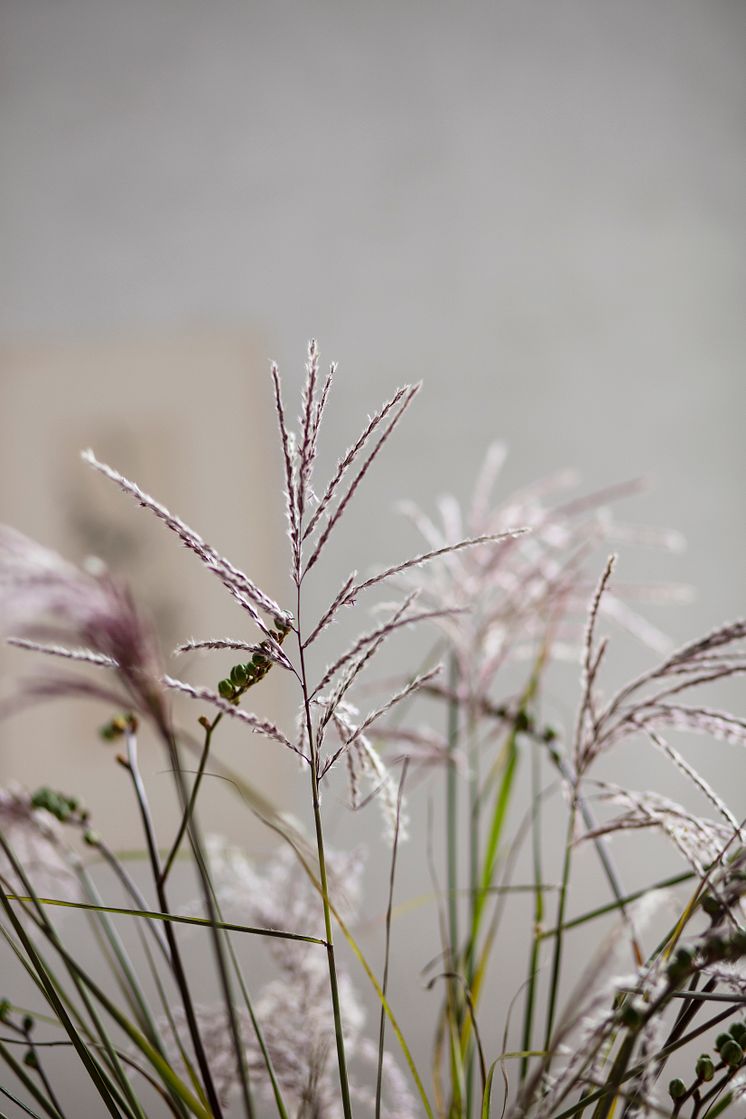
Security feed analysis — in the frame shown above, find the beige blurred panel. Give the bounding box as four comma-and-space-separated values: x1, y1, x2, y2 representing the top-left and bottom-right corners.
0, 331, 300, 849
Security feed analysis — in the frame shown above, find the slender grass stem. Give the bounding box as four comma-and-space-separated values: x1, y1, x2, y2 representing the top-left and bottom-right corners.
9, 895, 326, 944
0, 851, 146, 1119
520, 733, 544, 1083
546, 747, 643, 966
445, 656, 464, 1118
551, 1005, 738, 1119
0, 1080, 49, 1119
589, 1031, 636, 1119
0, 868, 124, 1118
160, 714, 222, 887
19, 1021, 67, 1119
0, 1041, 65, 1119
544, 797, 577, 1055
538, 871, 694, 939
153, 724, 258, 1119
375, 760, 408, 1119
296, 591, 354, 1119
75, 863, 173, 1070
90, 838, 170, 960
446, 656, 460, 983
123, 732, 225, 1118
465, 699, 479, 1119
219, 924, 290, 1119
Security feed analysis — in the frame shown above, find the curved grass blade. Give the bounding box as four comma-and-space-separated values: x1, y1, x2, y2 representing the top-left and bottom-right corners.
3, 895, 327, 945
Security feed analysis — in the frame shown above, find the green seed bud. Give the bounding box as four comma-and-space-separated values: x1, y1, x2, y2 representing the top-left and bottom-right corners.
721, 1039, 743, 1068
22, 1016, 34, 1034
730, 1022, 746, 1045
514, 710, 530, 733
701, 893, 723, 917
619, 1001, 643, 1029
703, 934, 727, 962
230, 664, 248, 686
666, 948, 693, 982
99, 715, 127, 742
729, 929, 746, 956
31, 788, 77, 822
668, 1078, 686, 1100
218, 679, 235, 700
83, 829, 100, 847
716, 1032, 732, 1051
696, 1054, 715, 1082
23, 1049, 38, 1070
0, 999, 11, 1022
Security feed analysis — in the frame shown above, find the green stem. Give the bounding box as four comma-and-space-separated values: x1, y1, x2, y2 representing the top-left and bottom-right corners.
297, 590, 354, 1119
0, 1041, 64, 1119
375, 761, 408, 1119
538, 871, 694, 939
465, 698, 479, 1119
446, 656, 460, 980
160, 714, 222, 887
76, 865, 169, 1052
544, 797, 577, 1055
0, 851, 144, 1119
124, 732, 225, 1118
0, 870, 124, 1118
92, 837, 170, 960
445, 656, 463, 1118
520, 734, 544, 1082
589, 1032, 637, 1119
552, 1006, 738, 1119
154, 725, 256, 1119
21, 1024, 67, 1119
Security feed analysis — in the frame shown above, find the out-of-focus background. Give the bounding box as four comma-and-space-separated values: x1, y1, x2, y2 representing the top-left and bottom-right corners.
1, 1, 744, 1113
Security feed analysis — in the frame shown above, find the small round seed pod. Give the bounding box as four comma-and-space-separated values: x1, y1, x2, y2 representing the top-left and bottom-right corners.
668, 1078, 686, 1100
619, 1001, 644, 1029
218, 678, 235, 700
729, 929, 746, 956
514, 710, 530, 733
666, 947, 694, 983
720, 1039, 743, 1069
701, 893, 723, 918
702, 934, 727, 962
696, 1054, 715, 1082
230, 663, 248, 686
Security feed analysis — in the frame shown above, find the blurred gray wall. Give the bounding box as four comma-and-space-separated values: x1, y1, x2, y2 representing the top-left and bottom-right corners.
1, 0, 743, 621
0, 2, 744, 1113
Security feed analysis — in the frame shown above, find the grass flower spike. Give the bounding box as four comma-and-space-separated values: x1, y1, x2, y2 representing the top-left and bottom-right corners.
0, 341, 742, 1119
